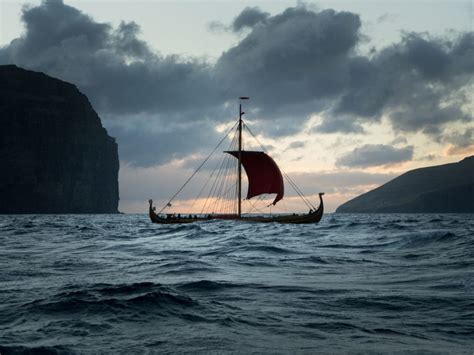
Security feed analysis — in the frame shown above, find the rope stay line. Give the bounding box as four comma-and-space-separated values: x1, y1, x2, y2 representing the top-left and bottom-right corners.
243, 123, 317, 211
147, 98, 325, 225
188, 134, 234, 214
159, 116, 317, 216
159, 121, 239, 214
200, 124, 239, 215
282, 171, 316, 210
243, 194, 268, 215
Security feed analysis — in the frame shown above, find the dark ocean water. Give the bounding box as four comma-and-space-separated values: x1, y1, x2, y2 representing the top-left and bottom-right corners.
0, 214, 473, 354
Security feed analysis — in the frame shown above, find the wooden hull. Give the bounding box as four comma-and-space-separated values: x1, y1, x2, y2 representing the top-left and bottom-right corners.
149, 197, 324, 224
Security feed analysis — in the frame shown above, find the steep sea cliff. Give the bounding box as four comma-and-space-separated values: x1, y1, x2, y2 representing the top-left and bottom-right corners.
0, 65, 119, 213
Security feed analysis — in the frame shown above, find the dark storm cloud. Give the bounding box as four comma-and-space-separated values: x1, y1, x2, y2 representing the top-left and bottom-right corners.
207, 21, 227, 33
0, 0, 221, 116
0, 0, 228, 166
215, 7, 362, 119
232, 7, 269, 32
1, 1, 472, 166
313, 114, 365, 134
218, 7, 472, 137
106, 119, 220, 168
208, 7, 269, 34
336, 144, 414, 168
332, 32, 473, 135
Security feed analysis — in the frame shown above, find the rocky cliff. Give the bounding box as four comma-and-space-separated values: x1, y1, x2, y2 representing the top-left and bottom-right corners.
336, 156, 474, 213
0, 65, 119, 213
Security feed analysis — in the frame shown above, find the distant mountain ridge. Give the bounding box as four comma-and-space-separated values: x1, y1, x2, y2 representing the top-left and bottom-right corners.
336, 156, 474, 213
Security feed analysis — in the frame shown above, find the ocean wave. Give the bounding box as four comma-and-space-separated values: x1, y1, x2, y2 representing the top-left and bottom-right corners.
21, 283, 199, 317
177, 280, 250, 292
234, 244, 294, 254
0, 213, 472, 353
393, 231, 462, 249
301, 321, 366, 332
0, 344, 74, 355
159, 260, 218, 275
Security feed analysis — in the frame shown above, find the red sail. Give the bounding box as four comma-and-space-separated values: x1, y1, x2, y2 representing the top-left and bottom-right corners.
226, 151, 284, 205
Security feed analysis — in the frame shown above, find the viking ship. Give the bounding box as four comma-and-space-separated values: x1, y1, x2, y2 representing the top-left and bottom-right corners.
149, 97, 324, 224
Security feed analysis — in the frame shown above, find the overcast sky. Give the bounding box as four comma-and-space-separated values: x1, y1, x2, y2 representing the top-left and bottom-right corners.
1, 0, 472, 213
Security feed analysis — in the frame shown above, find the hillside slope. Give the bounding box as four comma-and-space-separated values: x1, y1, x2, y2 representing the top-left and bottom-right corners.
336, 156, 474, 213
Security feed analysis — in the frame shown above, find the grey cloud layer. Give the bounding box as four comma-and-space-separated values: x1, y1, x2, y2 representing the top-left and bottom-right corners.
335, 33, 473, 136
1, 1, 472, 167
1, 0, 221, 116
444, 128, 474, 148
232, 7, 270, 32
107, 119, 220, 167
216, 8, 362, 118
336, 144, 414, 168
290, 170, 397, 195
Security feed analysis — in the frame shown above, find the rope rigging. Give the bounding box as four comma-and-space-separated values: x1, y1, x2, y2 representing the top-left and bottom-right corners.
243, 123, 317, 211
200, 125, 240, 215
148, 98, 325, 225
158, 121, 238, 214
159, 114, 317, 215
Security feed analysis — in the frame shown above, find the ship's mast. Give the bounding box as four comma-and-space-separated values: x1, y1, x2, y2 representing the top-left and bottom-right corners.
238, 97, 249, 218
